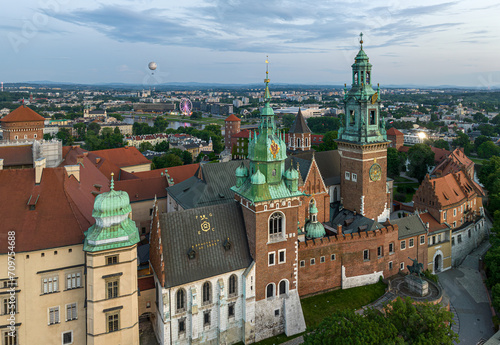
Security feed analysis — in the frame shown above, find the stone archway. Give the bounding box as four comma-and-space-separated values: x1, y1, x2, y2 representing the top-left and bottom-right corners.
434, 254, 442, 273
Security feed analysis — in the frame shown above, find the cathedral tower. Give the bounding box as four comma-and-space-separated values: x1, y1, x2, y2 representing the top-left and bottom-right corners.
336, 33, 390, 221
84, 174, 140, 345
288, 108, 312, 152
231, 61, 306, 341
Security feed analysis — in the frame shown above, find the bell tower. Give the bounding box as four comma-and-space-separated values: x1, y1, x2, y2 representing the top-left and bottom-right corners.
336, 33, 390, 221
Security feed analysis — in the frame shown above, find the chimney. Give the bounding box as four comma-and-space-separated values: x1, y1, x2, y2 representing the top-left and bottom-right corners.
0, 158, 3, 170
65, 165, 80, 182
76, 155, 84, 165
337, 224, 343, 236
35, 157, 46, 184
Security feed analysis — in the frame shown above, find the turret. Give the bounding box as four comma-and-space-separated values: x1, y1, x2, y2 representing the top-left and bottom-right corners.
305, 200, 326, 239
235, 161, 249, 187
284, 164, 299, 192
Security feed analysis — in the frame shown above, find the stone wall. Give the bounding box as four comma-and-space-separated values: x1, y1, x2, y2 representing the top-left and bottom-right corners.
451, 217, 488, 266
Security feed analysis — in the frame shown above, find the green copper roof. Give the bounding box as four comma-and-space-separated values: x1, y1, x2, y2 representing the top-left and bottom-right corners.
305, 221, 326, 239
236, 162, 249, 177
284, 166, 299, 180
310, 201, 318, 214
251, 169, 266, 185
84, 176, 140, 252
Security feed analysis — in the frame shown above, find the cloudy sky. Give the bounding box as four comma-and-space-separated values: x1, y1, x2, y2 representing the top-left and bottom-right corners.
1, 0, 499, 87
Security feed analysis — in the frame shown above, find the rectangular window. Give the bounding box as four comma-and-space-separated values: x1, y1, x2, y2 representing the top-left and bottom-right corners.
389, 261, 393, 270
389, 243, 394, 253
66, 303, 77, 321
400, 240, 406, 250
320, 256, 325, 263
203, 311, 211, 327
66, 272, 81, 290
453, 221, 456, 228
363, 249, 369, 261
62, 331, 72, 345
331, 254, 336, 261
400, 262, 404, 270
2, 298, 15, 315
107, 312, 119, 333
352, 173, 357, 182
310, 258, 315, 265
468, 229, 471, 238
48, 306, 60, 325
106, 255, 118, 265
409, 239, 414, 248
178, 319, 186, 335
300, 260, 305, 267
345, 171, 350, 180
458, 234, 462, 243
42, 275, 58, 294
377, 246, 383, 257
452, 237, 455, 246
3, 331, 17, 345
278, 250, 286, 264
268, 252, 275, 266
443, 211, 447, 220
228, 303, 235, 318
453, 208, 457, 217
370, 110, 376, 125
420, 235, 425, 245
106, 279, 119, 299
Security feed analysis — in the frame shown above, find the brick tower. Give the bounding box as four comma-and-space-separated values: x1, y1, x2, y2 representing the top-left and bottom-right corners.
336, 33, 390, 222
224, 114, 241, 151
288, 108, 311, 152
0, 105, 45, 141
231, 63, 306, 341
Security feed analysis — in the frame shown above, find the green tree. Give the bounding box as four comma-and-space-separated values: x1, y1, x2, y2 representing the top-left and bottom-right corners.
43, 133, 53, 140
433, 139, 450, 151
473, 112, 488, 123
154, 141, 169, 152
479, 124, 497, 137
387, 147, 407, 178
407, 144, 435, 182
492, 114, 500, 125
190, 111, 203, 119
138, 142, 154, 152
281, 114, 296, 129
478, 141, 500, 159
56, 128, 74, 146
73, 123, 87, 139
316, 131, 338, 151
307, 116, 341, 134
152, 153, 183, 169
88, 122, 101, 136
474, 135, 492, 152
452, 132, 472, 155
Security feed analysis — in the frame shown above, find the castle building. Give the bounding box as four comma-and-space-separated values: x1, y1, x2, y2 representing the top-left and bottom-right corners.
0, 105, 45, 141
386, 127, 404, 150
336, 34, 390, 222
224, 114, 241, 152
287, 109, 312, 152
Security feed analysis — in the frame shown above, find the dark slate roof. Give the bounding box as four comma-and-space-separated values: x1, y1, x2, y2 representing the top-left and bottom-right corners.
289, 109, 311, 134
293, 150, 340, 186
160, 202, 252, 288
137, 243, 150, 265
391, 214, 427, 240
330, 205, 383, 234
167, 158, 312, 210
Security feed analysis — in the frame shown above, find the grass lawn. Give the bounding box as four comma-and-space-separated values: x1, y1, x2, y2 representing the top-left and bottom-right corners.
395, 182, 420, 203
254, 280, 387, 344
470, 157, 487, 165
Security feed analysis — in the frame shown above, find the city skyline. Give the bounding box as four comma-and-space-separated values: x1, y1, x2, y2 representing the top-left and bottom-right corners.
1, 0, 499, 87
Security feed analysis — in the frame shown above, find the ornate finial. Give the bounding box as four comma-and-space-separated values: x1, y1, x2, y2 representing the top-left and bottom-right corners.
110, 172, 115, 190
359, 32, 364, 48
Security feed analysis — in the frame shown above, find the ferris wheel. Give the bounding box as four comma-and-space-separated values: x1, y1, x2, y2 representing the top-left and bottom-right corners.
179, 98, 193, 116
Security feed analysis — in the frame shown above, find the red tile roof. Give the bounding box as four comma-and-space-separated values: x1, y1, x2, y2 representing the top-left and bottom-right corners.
418, 212, 449, 233
225, 114, 241, 122
386, 127, 403, 136
115, 176, 168, 201
92, 146, 151, 168
0, 105, 45, 122
233, 129, 251, 139
0, 145, 33, 166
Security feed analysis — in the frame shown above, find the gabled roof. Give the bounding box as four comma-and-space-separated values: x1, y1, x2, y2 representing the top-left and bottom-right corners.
432, 148, 474, 176
91, 146, 150, 168
160, 202, 252, 288
225, 114, 241, 122
386, 127, 403, 136
0, 145, 33, 167
0, 105, 45, 123
424, 170, 482, 208
293, 150, 341, 186
115, 176, 168, 202
289, 109, 311, 134
418, 212, 449, 234
391, 214, 427, 240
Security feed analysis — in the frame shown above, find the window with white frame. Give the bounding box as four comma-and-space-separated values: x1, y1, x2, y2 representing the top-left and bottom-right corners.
331, 254, 336, 261
66, 303, 77, 321
400, 240, 406, 250
300, 260, 305, 267
389, 261, 393, 270
363, 249, 369, 261
66, 272, 81, 290
268, 252, 275, 266
269, 212, 285, 242
443, 211, 447, 220
3, 331, 17, 345
389, 242, 394, 253
62, 331, 73, 345
266, 284, 275, 299
453, 208, 457, 217
420, 235, 425, 245
352, 173, 357, 182
106, 311, 119, 333
320, 256, 325, 263
377, 246, 383, 257
278, 249, 286, 264
409, 238, 414, 248
310, 258, 316, 265
345, 171, 350, 180
48, 306, 60, 325
400, 262, 404, 270
42, 275, 58, 294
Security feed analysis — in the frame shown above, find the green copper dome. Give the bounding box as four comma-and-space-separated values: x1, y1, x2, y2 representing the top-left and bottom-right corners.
284, 166, 299, 180
310, 201, 318, 214
236, 162, 249, 177
92, 189, 132, 218
251, 169, 266, 185
305, 221, 326, 239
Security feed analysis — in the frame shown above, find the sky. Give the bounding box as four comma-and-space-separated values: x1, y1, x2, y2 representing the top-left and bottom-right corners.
0, 0, 499, 87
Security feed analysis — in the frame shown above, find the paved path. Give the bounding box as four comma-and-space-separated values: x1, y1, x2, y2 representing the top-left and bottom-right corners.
438, 240, 494, 345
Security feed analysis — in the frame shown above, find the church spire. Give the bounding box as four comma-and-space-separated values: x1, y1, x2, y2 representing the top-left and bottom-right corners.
264, 56, 271, 101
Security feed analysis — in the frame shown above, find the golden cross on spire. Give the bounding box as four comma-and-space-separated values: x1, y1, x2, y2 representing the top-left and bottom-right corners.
264, 55, 270, 83
359, 32, 364, 48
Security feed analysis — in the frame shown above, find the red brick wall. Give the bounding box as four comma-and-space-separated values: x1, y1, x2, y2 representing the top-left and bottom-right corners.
2, 120, 44, 141
149, 201, 165, 286
339, 142, 389, 220
225, 120, 240, 151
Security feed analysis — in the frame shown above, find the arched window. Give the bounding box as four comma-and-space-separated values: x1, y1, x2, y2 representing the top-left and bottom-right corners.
266, 283, 275, 299
297, 138, 301, 148
176, 288, 186, 312
228, 274, 237, 297
279, 280, 288, 296
354, 72, 358, 84
269, 212, 284, 242
202, 282, 211, 305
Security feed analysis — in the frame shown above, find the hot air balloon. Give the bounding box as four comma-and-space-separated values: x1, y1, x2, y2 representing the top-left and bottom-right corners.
148, 62, 157, 75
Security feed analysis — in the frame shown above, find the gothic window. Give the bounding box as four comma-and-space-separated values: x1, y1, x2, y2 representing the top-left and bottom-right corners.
176, 289, 186, 312
266, 283, 275, 299
297, 138, 301, 148
305, 137, 308, 147
349, 110, 355, 125
354, 72, 358, 84
269, 212, 284, 242
202, 282, 211, 305
228, 275, 237, 297
279, 280, 288, 296
370, 110, 376, 125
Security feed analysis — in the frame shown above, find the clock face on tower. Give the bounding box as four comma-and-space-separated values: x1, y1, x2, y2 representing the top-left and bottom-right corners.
369, 163, 382, 181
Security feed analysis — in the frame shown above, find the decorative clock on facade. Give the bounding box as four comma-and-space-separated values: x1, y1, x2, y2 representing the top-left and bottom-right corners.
369, 163, 382, 181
